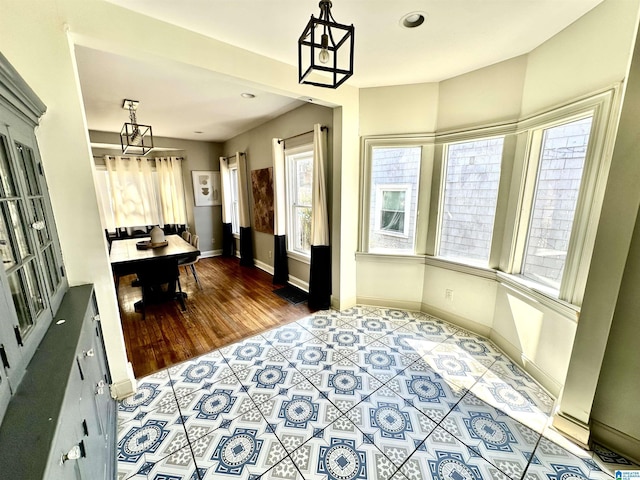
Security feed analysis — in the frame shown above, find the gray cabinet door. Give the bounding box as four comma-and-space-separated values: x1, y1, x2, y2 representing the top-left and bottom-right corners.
0, 99, 67, 398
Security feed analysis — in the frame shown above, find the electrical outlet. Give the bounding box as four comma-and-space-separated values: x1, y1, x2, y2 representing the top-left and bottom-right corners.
445, 289, 453, 301
268, 250, 272, 259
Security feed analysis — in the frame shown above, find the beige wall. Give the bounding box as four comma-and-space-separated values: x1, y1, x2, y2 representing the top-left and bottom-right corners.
591, 203, 640, 447
222, 103, 333, 286
521, 0, 638, 116
437, 55, 527, 131
359, 83, 438, 136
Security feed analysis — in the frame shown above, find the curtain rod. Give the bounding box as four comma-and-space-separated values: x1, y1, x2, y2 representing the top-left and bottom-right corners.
94, 155, 184, 160
221, 152, 246, 161
277, 125, 328, 144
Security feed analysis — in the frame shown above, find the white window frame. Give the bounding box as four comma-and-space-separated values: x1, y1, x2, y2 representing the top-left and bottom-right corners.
507, 89, 618, 305
285, 145, 313, 262
229, 165, 240, 236
359, 135, 433, 255
374, 184, 412, 238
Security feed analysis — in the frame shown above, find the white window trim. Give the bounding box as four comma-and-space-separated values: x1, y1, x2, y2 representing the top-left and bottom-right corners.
357, 86, 620, 310
360, 135, 434, 255
507, 87, 619, 305
373, 184, 412, 238
285, 144, 313, 260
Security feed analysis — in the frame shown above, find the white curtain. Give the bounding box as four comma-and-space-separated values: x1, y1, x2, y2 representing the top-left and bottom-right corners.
156, 157, 187, 225
272, 138, 288, 284
105, 155, 160, 227
311, 125, 329, 246
219, 156, 232, 225
237, 152, 251, 229
272, 139, 286, 236
308, 124, 331, 310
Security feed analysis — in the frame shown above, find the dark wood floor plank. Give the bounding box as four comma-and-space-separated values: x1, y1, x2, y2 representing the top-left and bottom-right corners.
117, 256, 312, 378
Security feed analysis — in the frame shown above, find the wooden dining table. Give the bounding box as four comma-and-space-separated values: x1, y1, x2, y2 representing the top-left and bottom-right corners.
110, 234, 200, 309
109, 234, 199, 269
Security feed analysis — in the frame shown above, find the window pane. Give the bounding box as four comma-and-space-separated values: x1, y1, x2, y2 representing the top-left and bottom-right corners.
8, 269, 33, 334
296, 157, 312, 206
381, 209, 404, 232
230, 168, 239, 234
0, 203, 17, 270
294, 206, 311, 253
522, 117, 593, 289
439, 138, 503, 264
43, 244, 61, 294
368, 147, 421, 253
7, 200, 31, 260
15, 143, 41, 196
31, 198, 50, 247
382, 191, 405, 211
0, 136, 17, 197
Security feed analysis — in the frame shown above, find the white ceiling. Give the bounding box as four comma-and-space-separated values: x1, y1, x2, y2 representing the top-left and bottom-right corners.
77, 0, 604, 143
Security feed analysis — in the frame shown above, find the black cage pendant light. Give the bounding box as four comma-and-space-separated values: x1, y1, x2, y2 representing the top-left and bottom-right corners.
120, 99, 154, 156
298, 0, 354, 89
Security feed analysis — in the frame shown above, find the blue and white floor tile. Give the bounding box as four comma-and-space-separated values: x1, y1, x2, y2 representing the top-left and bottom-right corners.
117, 306, 637, 480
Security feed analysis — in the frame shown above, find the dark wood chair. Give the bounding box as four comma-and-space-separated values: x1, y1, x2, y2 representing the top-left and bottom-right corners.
135, 258, 185, 318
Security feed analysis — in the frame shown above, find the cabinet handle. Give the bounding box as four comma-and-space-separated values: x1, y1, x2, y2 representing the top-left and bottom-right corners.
0, 344, 10, 369
83, 348, 95, 358
60, 445, 81, 464
13, 326, 23, 347
95, 379, 105, 395
82, 419, 89, 436
31, 220, 45, 231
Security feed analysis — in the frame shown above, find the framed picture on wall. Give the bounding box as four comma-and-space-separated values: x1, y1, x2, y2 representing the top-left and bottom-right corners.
192, 170, 221, 206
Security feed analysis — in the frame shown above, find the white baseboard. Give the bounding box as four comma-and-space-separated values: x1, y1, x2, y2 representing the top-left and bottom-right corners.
110, 362, 137, 400
552, 411, 591, 449
201, 249, 222, 258
253, 259, 308, 293
254, 259, 274, 275
287, 275, 309, 292
421, 301, 492, 338
591, 419, 640, 465
490, 329, 562, 397
357, 295, 422, 312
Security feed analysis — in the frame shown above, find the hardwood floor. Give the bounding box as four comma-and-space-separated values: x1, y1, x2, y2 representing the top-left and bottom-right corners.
117, 256, 313, 378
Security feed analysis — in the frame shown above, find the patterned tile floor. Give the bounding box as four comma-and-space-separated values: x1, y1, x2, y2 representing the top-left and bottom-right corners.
117, 306, 638, 480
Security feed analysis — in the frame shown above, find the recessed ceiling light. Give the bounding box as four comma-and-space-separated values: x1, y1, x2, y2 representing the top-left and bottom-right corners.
400, 12, 426, 29
241, 93, 256, 99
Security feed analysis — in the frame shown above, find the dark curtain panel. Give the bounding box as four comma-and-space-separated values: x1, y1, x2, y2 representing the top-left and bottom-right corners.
308, 245, 331, 310
239, 226, 254, 267
222, 222, 235, 257
273, 235, 288, 284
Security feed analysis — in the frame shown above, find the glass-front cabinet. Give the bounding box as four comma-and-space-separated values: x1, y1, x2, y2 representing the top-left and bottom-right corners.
0, 53, 67, 417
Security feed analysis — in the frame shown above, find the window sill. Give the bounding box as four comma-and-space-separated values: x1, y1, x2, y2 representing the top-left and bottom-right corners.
287, 250, 311, 265
356, 252, 579, 319
496, 272, 580, 321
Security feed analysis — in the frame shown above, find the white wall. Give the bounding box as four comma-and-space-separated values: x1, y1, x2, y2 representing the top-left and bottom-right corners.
356, 256, 425, 311
359, 83, 439, 136
521, 0, 639, 116
437, 55, 527, 131
422, 266, 496, 338
492, 284, 577, 395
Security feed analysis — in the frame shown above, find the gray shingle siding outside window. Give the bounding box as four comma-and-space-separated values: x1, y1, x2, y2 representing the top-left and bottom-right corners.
439, 138, 504, 263
523, 117, 592, 288
369, 147, 421, 253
